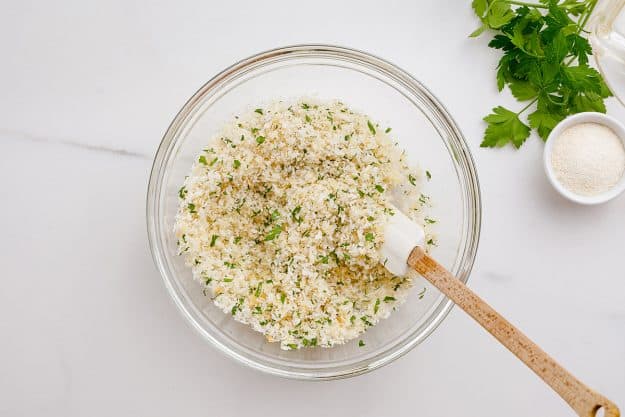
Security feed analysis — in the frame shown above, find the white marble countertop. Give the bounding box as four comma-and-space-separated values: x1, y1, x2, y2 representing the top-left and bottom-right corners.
2, 1, 624, 416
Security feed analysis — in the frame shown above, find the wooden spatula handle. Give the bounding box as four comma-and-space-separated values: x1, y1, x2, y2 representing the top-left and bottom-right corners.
407, 247, 619, 417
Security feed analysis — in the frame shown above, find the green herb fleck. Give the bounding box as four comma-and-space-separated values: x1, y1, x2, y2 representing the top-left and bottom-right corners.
264, 224, 283, 241
223, 278, 233, 283
233, 159, 241, 169
210, 234, 219, 247
367, 120, 376, 135
287, 343, 298, 350
254, 108, 263, 115
385, 127, 392, 133
255, 282, 263, 297
374, 298, 380, 314
255, 136, 265, 145
418, 287, 426, 299
375, 184, 384, 193
187, 203, 197, 214
365, 232, 374, 242
359, 340, 366, 347
408, 174, 417, 186
384, 296, 396, 302
198, 155, 208, 165
426, 170, 431, 180
234, 236, 242, 244
178, 186, 187, 199
291, 206, 303, 224
209, 157, 218, 166
305, 115, 311, 123
424, 217, 437, 224
280, 293, 286, 304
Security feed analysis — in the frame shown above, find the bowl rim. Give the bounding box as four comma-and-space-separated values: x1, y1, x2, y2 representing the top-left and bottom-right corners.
543, 112, 625, 205
146, 44, 482, 380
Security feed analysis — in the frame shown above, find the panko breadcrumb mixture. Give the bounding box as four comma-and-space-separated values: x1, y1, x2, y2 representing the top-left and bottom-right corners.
175, 99, 434, 349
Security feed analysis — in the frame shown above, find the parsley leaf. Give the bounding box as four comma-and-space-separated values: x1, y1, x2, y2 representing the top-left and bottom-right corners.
528, 100, 566, 140
482, 106, 530, 148
508, 80, 539, 101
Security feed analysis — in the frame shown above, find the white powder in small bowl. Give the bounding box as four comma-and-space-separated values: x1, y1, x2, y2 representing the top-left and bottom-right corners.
551, 122, 625, 196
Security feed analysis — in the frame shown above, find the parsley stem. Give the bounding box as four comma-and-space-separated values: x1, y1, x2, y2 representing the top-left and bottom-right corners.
575, 0, 596, 35
517, 97, 538, 116
504, 0, 548, 9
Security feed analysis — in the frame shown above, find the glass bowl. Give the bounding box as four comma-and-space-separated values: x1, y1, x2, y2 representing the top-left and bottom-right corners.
147, 44, 481, 380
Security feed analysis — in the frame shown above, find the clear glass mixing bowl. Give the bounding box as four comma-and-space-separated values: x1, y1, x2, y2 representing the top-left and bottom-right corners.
146, 45, 481, 380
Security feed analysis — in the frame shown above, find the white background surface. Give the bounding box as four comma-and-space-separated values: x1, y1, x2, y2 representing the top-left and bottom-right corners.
1, 1, 624, 416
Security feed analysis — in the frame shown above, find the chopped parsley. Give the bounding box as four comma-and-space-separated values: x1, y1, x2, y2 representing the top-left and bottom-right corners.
264, 224, 283, 241
365, 232, 374, 242
254, 108, 263, 115
178, 186, 187, 199
198, 155, 208, 165
255, 136, 265, 145
291, 206, 303, 224
408, 174, 417, 186
187, 203, 197, 214
383, 296, 396, 302
367, 120, 376, 135
358, 340, 365, 347
233, 159, 241, 169
375, 184, 384, 193
210, 234, 219, 247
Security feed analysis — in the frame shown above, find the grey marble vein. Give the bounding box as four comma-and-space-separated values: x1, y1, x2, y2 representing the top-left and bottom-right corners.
0, 128, 151, 160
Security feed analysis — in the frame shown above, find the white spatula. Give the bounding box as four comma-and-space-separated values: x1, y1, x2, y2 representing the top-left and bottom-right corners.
380, 207, 620, 417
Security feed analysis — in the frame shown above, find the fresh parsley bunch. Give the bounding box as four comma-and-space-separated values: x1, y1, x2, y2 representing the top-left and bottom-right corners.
471, 0, 611, 148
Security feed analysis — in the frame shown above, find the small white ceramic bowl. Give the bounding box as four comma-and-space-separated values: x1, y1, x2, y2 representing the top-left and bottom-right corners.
544, 112, 625, 205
